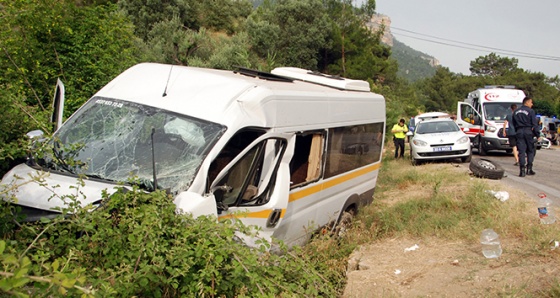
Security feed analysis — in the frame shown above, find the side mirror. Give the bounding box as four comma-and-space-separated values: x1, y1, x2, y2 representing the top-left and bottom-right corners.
173, 191, 217, 219
26, 130, 45, 140
406, 131, 413, 136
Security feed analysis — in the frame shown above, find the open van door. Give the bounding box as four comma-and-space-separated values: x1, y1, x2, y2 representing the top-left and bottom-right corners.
51, 78, 65, 132
210, 133, 295, 246
457, 102, 482, 139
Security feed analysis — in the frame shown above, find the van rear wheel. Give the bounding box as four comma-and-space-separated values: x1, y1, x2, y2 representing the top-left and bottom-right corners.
333, 210, 355, 238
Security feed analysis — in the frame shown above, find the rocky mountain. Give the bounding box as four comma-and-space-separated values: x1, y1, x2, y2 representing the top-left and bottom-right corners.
368, 14, 438, 82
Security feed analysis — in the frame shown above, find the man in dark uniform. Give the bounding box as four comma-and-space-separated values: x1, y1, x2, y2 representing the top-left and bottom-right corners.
512, 96, 539, 177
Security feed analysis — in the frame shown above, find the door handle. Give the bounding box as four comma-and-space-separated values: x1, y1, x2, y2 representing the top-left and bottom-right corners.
267, 209, 282, 228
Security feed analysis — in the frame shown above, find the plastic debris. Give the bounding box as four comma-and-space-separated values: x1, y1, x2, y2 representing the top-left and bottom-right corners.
486, 190, 509, 202
404, 244, 419, 252
550, 240, 559, 250
394, 269, 401, 275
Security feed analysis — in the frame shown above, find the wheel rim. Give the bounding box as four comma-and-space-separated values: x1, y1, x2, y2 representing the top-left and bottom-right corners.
478, 160, 496, 170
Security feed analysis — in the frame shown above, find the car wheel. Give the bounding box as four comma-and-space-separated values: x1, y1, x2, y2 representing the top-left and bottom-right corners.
411, 157, 420, 166
461, 153, 472, 163
505, 149, 513, 154
469, 158, 504, 180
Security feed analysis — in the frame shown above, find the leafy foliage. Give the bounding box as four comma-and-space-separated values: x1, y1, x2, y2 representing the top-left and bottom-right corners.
1, 0, 560, 295
1, 183, 338, 297
469, 52, 520, 77
247, 0, 331, 70
323, 0, 397, 83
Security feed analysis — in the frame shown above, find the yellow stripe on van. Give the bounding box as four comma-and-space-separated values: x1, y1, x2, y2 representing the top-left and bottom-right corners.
289, 162, 381, 203
219, 208, 286, 220
217, 162, 380, 220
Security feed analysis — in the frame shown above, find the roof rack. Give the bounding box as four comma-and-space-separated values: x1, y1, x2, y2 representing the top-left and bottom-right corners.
483, 85, 517, 89
233, 66, 293, 82
271, 67, 370, 92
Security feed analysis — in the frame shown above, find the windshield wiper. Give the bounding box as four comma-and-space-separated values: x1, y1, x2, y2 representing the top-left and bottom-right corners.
128, 177, 155, 192
50, 142, 74, 174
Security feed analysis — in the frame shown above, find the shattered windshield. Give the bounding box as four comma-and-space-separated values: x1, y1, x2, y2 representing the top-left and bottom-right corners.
39, 97, 226, 194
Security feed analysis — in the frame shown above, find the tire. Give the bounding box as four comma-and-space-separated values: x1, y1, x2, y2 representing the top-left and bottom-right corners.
478, 139, 487, 156
469, 158, 504, 180
461, 153, 472, 163
333, 210, 355, 238
505, 149, 513, 154
411, 158, 419, 166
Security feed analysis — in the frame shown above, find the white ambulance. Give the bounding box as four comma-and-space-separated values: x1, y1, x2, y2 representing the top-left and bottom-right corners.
1, 63, 386, 247
456, 86, 525, 155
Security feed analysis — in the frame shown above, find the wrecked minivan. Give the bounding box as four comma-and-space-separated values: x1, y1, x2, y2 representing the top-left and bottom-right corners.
1, 63, 386, 247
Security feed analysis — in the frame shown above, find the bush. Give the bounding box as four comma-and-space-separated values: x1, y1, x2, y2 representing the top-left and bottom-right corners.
2, 184, 338, 297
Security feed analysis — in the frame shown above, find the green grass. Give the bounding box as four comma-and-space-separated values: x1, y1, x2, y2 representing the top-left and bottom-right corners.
304, 155, 560, 296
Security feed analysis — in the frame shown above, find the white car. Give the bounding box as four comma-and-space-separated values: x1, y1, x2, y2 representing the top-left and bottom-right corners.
409, 118, 472, 165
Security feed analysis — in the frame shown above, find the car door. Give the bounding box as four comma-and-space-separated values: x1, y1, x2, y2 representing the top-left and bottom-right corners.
210, 133, 295, 245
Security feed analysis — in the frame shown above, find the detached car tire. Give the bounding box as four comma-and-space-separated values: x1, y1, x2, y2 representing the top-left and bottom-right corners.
469, 158, 504, 180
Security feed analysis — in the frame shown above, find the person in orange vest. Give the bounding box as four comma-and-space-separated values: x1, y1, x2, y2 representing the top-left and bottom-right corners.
391, 118, 408, 159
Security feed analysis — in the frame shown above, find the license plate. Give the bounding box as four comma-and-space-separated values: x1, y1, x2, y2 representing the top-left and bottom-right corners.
433, 146, 452, 152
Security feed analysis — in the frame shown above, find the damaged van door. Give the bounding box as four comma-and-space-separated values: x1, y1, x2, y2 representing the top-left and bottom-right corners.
176, 133, 295, 243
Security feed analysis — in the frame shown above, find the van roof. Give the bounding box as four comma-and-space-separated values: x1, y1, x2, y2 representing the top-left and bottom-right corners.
468, 87, 525, 102
93, 63, 383, 127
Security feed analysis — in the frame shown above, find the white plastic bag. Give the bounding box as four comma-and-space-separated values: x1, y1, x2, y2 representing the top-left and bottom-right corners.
486, 190, 509, 202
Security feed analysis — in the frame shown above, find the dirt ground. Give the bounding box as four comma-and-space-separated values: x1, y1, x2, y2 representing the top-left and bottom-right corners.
342, 164, 560, 298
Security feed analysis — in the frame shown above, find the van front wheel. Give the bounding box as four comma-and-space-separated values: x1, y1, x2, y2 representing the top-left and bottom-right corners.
478, 140, 487, 156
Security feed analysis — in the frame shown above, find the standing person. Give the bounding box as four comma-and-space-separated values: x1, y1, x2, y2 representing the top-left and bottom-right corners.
391, 118, 408, 159
503, 104, 519, 165
512, 97, 539, 177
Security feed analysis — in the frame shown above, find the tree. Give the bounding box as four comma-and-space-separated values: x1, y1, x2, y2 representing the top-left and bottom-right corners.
118, 0, 198, 41
319, 0, 397, 84
416, 67, 463, 112
247, 0, 331, 70
0, 0, 140, 175
469, 53, 519, 77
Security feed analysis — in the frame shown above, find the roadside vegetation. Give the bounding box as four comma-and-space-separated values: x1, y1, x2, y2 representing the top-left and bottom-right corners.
2, 148, 560, 296
322, 156, 560, 296
1, 0, 560, 296
1, 0, 559, 178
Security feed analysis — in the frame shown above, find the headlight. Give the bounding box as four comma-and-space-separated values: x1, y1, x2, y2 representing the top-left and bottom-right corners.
457, 136, 470, 144
412, 139, 428, 146
486, 125, 497, 132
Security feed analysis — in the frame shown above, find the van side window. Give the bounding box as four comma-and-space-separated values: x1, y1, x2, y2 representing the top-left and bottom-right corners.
213, 138, 286, 209
289, 132, 325, 188
324, 123, 384, 178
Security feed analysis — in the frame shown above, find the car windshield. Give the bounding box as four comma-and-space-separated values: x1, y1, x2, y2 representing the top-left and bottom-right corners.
38, 97, 226, 194
415, 121, 459, 134
483, 102, 512, 121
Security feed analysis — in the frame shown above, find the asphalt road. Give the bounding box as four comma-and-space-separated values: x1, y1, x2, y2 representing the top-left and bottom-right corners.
469, 145, 560, 205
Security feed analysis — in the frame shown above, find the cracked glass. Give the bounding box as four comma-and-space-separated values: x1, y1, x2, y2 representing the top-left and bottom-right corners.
39, 97, 226, 194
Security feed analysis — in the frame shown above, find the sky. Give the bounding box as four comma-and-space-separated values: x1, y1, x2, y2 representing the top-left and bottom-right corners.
367, 0, 560, 78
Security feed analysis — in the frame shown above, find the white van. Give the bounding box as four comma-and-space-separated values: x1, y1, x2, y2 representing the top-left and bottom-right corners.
456, 86, 525, 155
1, 63, 386, 247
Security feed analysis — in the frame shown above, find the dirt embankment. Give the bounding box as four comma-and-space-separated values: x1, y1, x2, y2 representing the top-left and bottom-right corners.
342, 164, 560, 297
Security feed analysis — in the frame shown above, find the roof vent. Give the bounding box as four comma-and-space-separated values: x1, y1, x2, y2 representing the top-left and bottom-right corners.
271, 67, 370, 92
